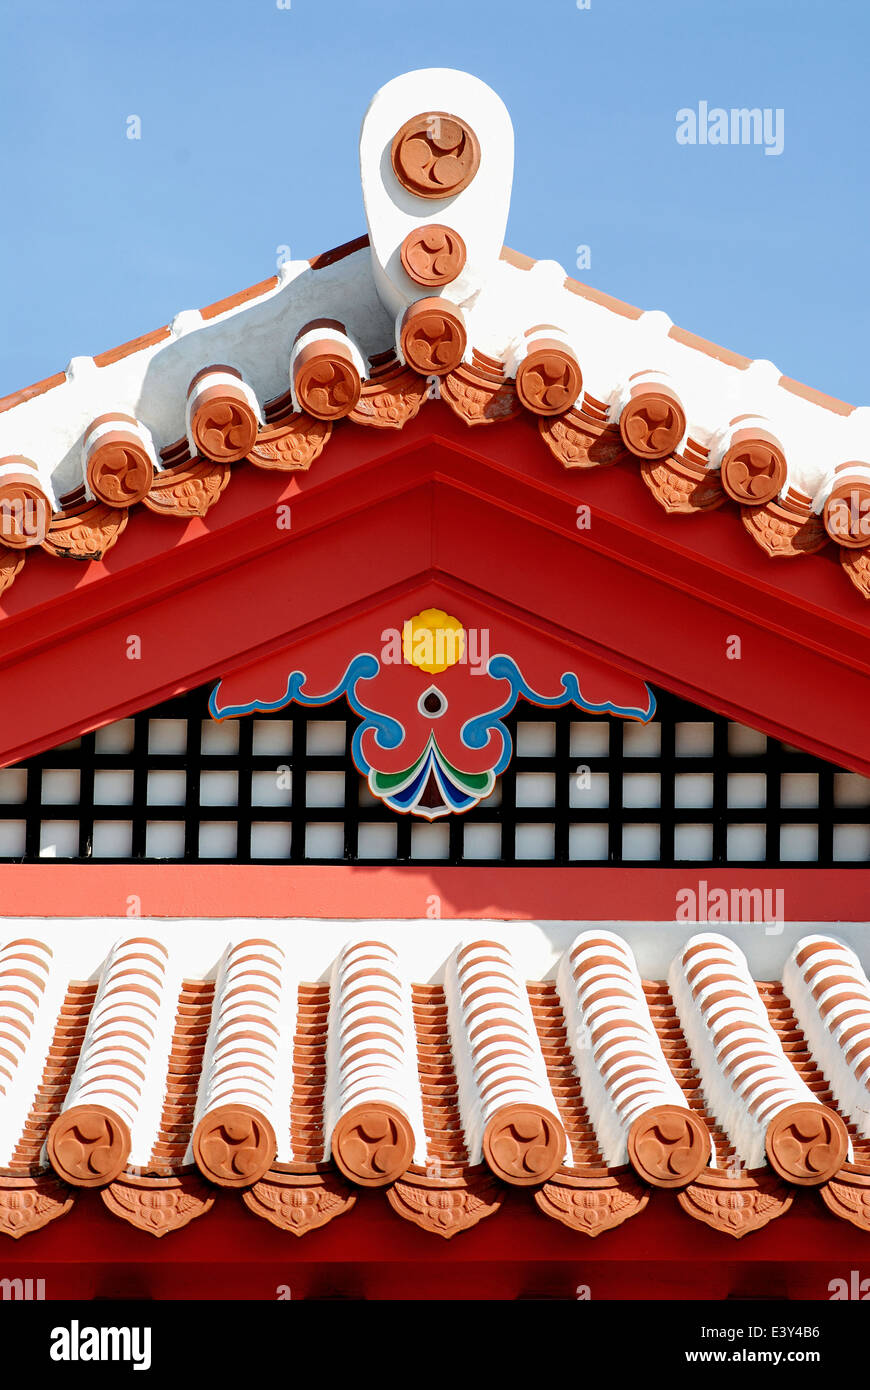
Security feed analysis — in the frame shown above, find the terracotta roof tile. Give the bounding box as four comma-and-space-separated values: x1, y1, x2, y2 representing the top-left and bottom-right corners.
563, 275, 644, 321
668, 324, 752, 370
148, 979, 213, 1176
499, 246, 536, 271
778, 374, 855, 417
92, 326, 171, 369
308, 234, 370, 270
1, 924, 868, 1241
0, 372, 66, 417
290, 982, 329, 1165
200, 277, 279, 322
670, 934, 850, 1185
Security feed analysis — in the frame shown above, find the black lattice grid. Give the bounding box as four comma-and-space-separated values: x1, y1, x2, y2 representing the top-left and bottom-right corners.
0, 684, 867, 866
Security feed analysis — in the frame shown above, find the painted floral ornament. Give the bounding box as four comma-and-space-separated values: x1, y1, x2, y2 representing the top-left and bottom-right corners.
210, 597, 655, 820
403, 608, 465, 674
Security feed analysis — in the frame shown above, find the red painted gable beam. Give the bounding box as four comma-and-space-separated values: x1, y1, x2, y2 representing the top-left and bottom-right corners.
0, 1186, 866, 1301
0, 864, 866, 920
0, 406, 867, 772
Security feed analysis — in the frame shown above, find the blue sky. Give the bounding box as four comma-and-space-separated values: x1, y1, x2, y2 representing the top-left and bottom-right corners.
1, 0, 866, 402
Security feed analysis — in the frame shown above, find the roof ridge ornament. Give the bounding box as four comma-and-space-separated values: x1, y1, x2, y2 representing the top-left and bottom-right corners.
360, 69, 514, 334
0, 67, 867, 605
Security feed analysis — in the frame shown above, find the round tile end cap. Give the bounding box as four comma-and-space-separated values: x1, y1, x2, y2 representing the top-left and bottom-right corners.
482, 1103, 566, 1187
391, 112, 481, 200
0, 459, 53, 549
619, 391, 686, 460
823, 474, 870, 549
400, 223, 467, 288
765, 1103, 849, 1186
720, 434, 787, 507
86, 435, 154, 508
399, 298, 466, 377
192, 1104, 277, 1188
331, 1103, 415, 1187
627, 1105, 711, 1189
293, 341, 362, 420
189, 387, 259, 463
47, 1104, 131, 1188
516, 344, 583, 417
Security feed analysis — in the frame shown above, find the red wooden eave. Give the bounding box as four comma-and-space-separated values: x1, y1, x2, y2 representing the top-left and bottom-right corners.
0, 1183, 865, 1301
0, 405, 867, 775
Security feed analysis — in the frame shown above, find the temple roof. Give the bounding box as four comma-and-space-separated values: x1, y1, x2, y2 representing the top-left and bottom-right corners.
2, 920, 870, 1241
0, 68, 869, 602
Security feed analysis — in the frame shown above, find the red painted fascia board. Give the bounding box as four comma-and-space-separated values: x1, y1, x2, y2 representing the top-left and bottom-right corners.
2, 495, 867, 776
2, 408, 868, 664
428, 497, 870, 774
0, 1184, 866, 1292
0, 412, 864, 667
0, 865, 865, 921
0, 501, 867, 775
0, 407, 868, 771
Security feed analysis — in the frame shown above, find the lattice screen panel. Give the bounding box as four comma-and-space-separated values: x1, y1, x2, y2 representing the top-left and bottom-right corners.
0, 685, 867, 866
